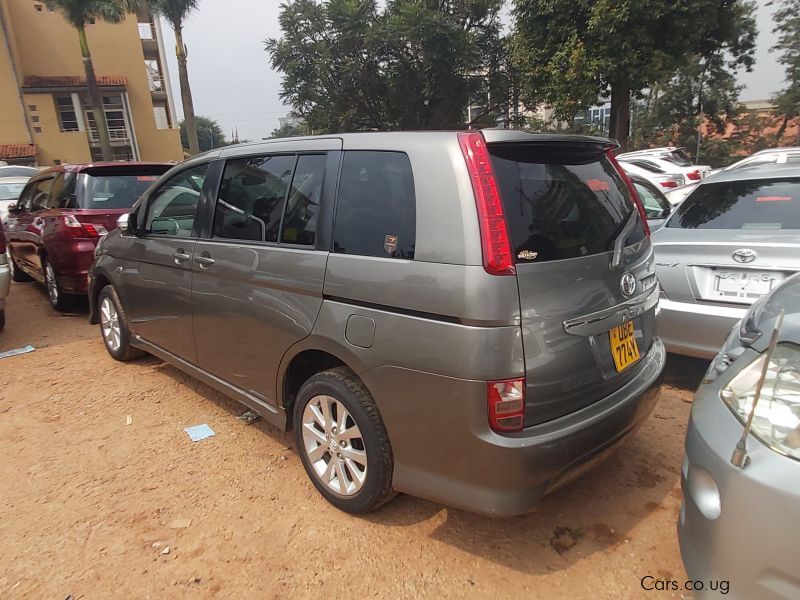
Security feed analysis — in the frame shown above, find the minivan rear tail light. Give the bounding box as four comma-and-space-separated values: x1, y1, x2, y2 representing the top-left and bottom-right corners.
488, 378, 525, 432
458, 132, 516, 275
686, 170, 701, 181
62, 215, 108, 238
606, 150, 650, 237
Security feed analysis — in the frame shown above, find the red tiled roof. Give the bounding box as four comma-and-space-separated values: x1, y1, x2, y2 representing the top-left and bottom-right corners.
22, 75, 127, 88
0, 144, 37, 159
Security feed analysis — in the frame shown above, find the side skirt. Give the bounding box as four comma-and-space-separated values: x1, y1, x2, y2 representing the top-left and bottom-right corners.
132, 336, 287, 431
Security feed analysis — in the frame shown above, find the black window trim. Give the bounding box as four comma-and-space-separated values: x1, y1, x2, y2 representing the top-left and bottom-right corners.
137, 161, 215, 240
203, 151, 338, 252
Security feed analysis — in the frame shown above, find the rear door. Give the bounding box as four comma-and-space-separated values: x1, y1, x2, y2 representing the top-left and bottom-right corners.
5, 174, 57, 277
191, 145, 338, 406
653, 176, 800, 306
488, 142, 657, 426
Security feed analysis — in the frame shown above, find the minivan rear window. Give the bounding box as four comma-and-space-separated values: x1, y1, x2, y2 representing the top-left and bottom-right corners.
667, 178, 800, 230
489, 145, 642, 263
81, 165, 171, 209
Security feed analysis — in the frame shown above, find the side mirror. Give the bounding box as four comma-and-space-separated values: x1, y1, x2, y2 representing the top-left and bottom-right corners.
117, 213, 131, 234
7, 203, 18, 214
661, 206, 671, 219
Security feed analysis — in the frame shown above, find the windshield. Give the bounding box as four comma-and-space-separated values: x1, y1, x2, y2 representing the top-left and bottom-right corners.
667, 178, 800, 230
81, 166, 170, 209
489, 144, 644, 263
0, 182, 25, 200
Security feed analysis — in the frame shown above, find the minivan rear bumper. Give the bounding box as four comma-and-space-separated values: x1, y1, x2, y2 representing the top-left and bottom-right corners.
363, 338, 665, 517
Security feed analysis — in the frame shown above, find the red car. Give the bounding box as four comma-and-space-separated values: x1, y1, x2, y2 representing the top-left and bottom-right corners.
3, 162, 172, 310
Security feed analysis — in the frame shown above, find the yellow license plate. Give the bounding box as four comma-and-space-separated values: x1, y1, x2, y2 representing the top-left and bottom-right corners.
609, 320, 640, 372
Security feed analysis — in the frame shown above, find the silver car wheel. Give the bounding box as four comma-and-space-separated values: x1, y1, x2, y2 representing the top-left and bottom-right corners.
100, 296, 122, 352
45, 262, 59, 305
301, 394, 367, 497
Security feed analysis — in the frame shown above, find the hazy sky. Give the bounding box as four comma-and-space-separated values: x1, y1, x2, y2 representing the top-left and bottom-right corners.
161, 0, 785, 142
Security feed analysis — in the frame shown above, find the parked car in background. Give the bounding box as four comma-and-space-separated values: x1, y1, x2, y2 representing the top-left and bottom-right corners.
652, 165, 800, 358
619, 155, 710, 185
0, 165, 38, 178
723, 147, 800, 172
88, 130, 665, 516
629, 174, 672, 230
663, 182, 698, 206
618, 146, 694, 165
0, 225, 9, 330
620, 160, 686, 190
3, 162, 172, 310
679, 272, 800, 600
0, 176, 30, 222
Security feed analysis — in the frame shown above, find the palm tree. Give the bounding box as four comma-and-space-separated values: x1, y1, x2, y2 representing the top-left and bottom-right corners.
147, 0, 200, 155
45, 0, 134, 161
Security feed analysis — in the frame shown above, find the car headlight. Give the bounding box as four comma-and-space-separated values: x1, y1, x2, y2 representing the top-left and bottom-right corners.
721, 343, 800, 461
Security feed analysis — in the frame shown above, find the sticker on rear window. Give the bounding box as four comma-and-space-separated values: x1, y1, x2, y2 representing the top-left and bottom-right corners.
756, 195, 792, 202
587, 179, 610, 192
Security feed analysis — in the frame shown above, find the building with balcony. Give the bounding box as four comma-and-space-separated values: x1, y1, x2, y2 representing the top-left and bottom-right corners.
0, 0, 183, 166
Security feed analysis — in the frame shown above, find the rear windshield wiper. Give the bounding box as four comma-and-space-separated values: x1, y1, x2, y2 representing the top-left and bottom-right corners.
610, 209, 638, 270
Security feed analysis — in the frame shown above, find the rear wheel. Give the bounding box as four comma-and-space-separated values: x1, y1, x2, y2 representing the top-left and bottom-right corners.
294, 368, 394, 514
98, 285, 143, 361
43, 258, 74, 311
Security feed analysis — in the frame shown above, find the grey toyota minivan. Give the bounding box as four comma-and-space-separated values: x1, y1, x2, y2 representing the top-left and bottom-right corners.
88, 130, 665, 516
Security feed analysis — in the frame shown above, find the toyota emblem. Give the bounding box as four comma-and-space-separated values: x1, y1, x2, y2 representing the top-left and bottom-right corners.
620, 272, 637, 298
732, 249, 757, 264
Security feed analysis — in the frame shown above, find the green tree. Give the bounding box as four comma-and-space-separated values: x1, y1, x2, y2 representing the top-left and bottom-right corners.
148, 0, 201, 155
270, 121, 307, 138
45, 0, 137, 161
179, 116, 224, 152
266, 0, 505, 132
512, 0, 757, 150
770, 0, 800, 144
631, 55, 743, 165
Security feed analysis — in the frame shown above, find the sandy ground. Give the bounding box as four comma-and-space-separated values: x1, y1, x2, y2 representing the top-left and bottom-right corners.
0, 280, 710, 599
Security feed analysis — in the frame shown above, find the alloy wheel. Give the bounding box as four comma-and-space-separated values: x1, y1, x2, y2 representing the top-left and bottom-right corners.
100, 296, 122, 352
45, 262, 59, 305
301, 395, 368, 497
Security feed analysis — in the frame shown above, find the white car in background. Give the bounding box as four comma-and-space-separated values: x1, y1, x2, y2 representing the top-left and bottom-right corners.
722, 147, 800, 171
619, 154, 711, 184
0, 176, 30, 222
619, 160, 686, 190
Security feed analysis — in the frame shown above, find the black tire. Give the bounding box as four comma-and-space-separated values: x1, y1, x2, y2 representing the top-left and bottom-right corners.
294, 368, 394, 514
42, 257, 75, 311
0, 309, 5, 331
97, 285, 144, 361
10, 253, 33, 282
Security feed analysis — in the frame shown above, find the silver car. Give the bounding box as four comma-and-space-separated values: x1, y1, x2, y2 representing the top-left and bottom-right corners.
679, 272, 800, 599
87, 130, 665, 515
653, 166, 800, 358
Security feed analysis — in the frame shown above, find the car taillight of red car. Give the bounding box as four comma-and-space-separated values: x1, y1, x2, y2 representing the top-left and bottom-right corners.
61, 215, 108, 239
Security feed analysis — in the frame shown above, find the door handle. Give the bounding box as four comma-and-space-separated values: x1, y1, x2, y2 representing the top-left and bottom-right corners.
195, 255, 215, 268
172, 250, 191, 264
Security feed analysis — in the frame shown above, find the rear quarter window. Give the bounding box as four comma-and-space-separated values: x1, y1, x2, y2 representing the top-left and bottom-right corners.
333, 151, 415, 259
667, 178, 800, 230
489, 145, 643, 263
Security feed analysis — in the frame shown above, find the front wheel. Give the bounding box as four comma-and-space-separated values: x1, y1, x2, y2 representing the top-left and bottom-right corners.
294, 368, 395, 514
98, 285, 143, 361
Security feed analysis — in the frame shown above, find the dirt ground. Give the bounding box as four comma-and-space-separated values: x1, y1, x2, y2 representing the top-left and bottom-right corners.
0, 280, 710, 599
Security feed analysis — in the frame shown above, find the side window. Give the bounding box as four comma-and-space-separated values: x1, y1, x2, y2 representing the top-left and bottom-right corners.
633, 181, 667, 216
281, 154, 325, 245
214, 155, 295, 242
16, 181, 39, 212
30, 176, 56, 211
333, 151, 416, 259
144, 164, 209, 237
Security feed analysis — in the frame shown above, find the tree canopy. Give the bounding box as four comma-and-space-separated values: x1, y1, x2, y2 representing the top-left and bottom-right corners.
180, 116, 225, 152
770, 0, 800, 143
266, 0, 507, 132
512, 0, 757, 149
